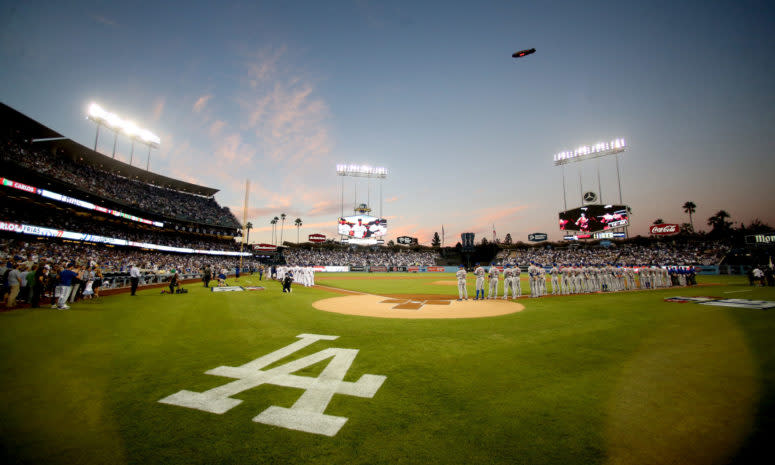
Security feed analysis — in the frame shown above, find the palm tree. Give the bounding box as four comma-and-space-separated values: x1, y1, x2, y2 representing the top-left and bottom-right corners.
294, 218, 303, 243
271, 217, 279, 244
280, 213, 287, 245
682, 201, 696, 232
653, 218, 664, 225
245, 221, 253, 245
707, 210, 732, 236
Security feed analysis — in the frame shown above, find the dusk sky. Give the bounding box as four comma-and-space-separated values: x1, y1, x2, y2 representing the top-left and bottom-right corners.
2, 0, 773, 244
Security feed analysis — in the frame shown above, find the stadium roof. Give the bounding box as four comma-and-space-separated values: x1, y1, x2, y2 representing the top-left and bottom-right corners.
1, 102, 220, 197
0, 102, 64, 140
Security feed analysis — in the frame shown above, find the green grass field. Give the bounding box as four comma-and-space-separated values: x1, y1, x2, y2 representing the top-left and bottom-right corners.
1, 273, 773, 464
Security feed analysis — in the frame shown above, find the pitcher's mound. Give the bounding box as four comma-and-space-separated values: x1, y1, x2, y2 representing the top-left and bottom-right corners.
312, 294, 524, 319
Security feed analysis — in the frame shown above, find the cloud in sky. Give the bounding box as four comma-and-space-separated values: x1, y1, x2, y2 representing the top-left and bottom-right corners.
152, 98, 165, 121
193, 94, 212, 113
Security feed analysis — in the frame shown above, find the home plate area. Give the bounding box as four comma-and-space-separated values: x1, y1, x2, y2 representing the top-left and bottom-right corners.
312, 294, 524, 319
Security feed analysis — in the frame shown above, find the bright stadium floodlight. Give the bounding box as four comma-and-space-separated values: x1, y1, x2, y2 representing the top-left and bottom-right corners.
86, 102, 160, 169
335, 163, 387, 178
553, 138, 627, 166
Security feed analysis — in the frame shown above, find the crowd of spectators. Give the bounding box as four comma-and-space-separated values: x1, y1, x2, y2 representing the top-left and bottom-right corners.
0, 202, 241, 252
497, 241, 729, 267
1, 239, 258, 276
2, 140, 240, 228
284, 247, 439, 267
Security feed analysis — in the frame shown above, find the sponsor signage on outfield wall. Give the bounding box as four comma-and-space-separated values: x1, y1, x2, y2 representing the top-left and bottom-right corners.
649, 224, 680, 235
253, 243, 277, 252
308, 234, 326, 243
426, 266, 445, 272
391, 266, 407, 272
0, 221, 252, 256
528, 233, 548, 242
350, 266, 366, 272
1, 176, 164, 227
369, 266, 388, 272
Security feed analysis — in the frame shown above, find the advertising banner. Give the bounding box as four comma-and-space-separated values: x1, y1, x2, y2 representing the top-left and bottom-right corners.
369, 266, 388, 272
426, 266, 445, 272
391, 266, 407, 272
350, 266, 366, 272
253, 243, 277, 252
408, 266, 420, 272
528, 233, 548, 242
649, 224, 680, 235
308, 233, 326, 243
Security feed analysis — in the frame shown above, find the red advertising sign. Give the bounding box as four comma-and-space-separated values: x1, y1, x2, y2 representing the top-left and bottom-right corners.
308, 233, 326, 243
649, 224, 680, 235
253, 243, 277, 252
427, 266, 445, 272
408, 266, 420, 272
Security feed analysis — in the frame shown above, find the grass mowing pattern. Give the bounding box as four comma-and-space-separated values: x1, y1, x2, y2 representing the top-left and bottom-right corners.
0, 274, 773, 464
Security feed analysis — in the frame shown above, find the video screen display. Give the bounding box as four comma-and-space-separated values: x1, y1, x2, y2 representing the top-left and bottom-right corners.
558, 205, 629, 232
338, 215, 387, 239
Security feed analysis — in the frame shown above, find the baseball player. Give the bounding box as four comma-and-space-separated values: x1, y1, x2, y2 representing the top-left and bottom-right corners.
549, 263, 560, 295
502, 264, 513, 300
456, 264, 468, 301
511, 263, 522, 298
473, 262, 485, 300
487, 263, 499, 299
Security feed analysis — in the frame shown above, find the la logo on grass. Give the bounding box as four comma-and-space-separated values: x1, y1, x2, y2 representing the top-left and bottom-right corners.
159, 334, 386, 437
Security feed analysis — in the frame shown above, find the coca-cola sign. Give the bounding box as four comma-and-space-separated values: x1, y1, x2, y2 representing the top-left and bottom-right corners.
649, 224, 680, 235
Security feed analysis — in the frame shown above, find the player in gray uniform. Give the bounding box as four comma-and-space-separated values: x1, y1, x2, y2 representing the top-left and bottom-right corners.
502, 264, 513, 299
512, 263, 522, 298
473, 263, 485, 300
549, 264, 560, 295
561, 264, 572, 295
538, 265, 547, 297
456, 265, 468, 300
487, 263, 499, 299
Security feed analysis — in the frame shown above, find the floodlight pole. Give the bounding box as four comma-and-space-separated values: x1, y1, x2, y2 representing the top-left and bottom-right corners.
129, 139, 135, 165
561, 165, 567, 211
93, 122, 101, 152
146, 145, 151, 171
615, 154, 623, 204
112, 132, 118, 158
597, 161, 602, 204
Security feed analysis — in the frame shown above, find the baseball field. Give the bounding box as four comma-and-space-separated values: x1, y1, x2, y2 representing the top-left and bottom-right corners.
1, 273, 773, 465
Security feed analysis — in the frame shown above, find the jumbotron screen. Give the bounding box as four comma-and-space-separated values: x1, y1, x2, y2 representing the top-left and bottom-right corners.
338, 215, 387, 239
558, 205, 629, 232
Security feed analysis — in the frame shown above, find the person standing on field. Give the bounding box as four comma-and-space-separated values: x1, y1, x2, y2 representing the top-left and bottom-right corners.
512, 263, 522, 298
502, 264, 513, 300
473, 262, 485, 300
487, 263, 499, 299
456, 264, 468, 301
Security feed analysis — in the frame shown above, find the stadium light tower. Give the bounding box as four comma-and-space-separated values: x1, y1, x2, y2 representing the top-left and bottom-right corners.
336, 164, 388, 245
87, 103, 160, 170
553, 138, 627, 209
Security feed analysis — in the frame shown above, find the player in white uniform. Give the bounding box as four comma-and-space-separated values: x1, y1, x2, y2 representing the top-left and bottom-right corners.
456, 265, 468, 300
502, 265, 513, 300
473, 263, 485, 300
512, 264, 522, 298
487, 264, 499, 299
549, 264, 560, 295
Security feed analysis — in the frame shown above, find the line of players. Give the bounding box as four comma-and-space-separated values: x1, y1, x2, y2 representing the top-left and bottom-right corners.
274, 265, 316, 288
455, 262, 680, 300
